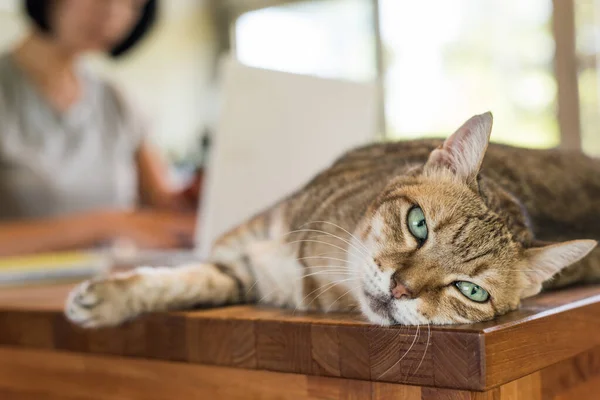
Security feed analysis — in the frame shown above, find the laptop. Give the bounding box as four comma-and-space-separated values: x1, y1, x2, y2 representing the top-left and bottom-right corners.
196, 57, 378, 256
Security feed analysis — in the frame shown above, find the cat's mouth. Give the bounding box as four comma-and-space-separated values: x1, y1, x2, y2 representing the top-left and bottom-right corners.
365, 290, 389, 311
363, 290, 397, 325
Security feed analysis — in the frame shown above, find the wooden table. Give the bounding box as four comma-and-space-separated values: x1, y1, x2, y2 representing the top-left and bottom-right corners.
1, 283, 600, 399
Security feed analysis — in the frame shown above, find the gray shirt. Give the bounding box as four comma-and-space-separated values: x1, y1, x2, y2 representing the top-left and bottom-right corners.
0, 53, 144, 221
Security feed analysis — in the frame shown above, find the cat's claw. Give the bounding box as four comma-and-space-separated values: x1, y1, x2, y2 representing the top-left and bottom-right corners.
73, 281, 101, 308
65, 277, 136, 328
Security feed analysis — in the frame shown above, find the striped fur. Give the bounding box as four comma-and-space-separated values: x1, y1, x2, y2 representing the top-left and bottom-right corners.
66, 113, 599, 327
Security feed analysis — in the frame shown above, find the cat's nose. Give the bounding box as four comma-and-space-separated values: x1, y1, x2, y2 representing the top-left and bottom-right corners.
390, 276, 412, 299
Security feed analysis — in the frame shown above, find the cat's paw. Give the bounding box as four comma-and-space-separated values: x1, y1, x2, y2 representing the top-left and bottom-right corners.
65, 274, 140, 328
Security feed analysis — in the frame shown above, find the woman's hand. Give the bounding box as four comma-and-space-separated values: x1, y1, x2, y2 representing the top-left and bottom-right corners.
106, 210, 197, 250
0, 209, 197, 257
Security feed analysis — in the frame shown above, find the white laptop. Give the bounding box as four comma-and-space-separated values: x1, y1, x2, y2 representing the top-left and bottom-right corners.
196, 57, 378, 256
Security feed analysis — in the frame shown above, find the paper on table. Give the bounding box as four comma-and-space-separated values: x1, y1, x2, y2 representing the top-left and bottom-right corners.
0, 251, 110, 286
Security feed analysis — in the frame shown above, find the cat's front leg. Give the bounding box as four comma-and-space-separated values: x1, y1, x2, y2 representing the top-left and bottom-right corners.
65, 264, 242, 328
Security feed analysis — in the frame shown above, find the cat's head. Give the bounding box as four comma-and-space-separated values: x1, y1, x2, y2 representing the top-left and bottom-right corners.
352, 112, 597, 325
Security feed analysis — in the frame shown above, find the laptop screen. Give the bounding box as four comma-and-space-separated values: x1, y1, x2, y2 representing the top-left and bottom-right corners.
196, 57, 378, 256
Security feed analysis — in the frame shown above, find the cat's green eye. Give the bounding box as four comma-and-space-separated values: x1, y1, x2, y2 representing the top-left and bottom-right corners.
455, 281, 490, 303
407, 206, 428, 243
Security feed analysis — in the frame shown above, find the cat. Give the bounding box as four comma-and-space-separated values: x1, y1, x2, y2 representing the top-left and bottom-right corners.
65, 112, 599, 327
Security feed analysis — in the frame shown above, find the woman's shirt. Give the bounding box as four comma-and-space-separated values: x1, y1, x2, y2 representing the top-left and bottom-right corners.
0, 53, 144, 221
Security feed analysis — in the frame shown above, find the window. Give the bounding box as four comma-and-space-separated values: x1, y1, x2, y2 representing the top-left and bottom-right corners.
380, 0, 557, 148
233, 0, 597, 152
234, 0, 376, 82
575, 0, 600, 156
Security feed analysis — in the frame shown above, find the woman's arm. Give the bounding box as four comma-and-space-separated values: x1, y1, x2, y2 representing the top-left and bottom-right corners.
0, 210, 197, 257
0, 211, 113, 256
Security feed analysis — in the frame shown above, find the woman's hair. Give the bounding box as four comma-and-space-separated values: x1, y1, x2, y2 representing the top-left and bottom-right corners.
24, 0, 158, 57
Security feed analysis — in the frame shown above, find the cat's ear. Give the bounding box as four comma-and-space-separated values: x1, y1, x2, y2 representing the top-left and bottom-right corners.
425, 112, 493, 186
519, 240, 597, 298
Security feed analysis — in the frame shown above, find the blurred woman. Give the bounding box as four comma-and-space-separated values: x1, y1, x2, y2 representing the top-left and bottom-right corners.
0, 0, 198, 256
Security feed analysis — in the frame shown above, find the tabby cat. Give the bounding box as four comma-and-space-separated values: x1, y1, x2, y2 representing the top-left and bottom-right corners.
65, 113, 600, 327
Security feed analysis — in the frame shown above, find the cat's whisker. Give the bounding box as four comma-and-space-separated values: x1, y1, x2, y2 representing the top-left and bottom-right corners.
245, 281, 258, 297
293, 242, 369, 270
296, 256, 354, 265
242, 244, 312, 297
243, 255, 288, 297
305, 278, 358, 311
298, 270, 355, 280
287, 239, 351, 256
302, 266, 353, 272
294, 278, 357, 314
285, 228, 370, 259
302, 263, 353, 268
299, 254, 363, 276
285, 225, 373, 265
404, 323, 421, 381
301, 220, 372, 255
255, 283, 293, 304
513, 269, 545, 272
293, 281, 340, 313
284, 229, 368, 255
247, 232, 363, 304
255, 268, 354, 304
325, 284, 362, 312
410, 322, 431, 379
300, 251, 361, 272
288, 239, 373, 273
377, 323, 420, 380
313, 250, 352, 258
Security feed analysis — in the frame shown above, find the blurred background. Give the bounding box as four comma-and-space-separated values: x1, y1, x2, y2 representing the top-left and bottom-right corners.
2, 0, 599, 164
0, 0, 598, 281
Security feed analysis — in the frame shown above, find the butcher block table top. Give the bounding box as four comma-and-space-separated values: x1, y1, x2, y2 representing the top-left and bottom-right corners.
1, 282, 600, 396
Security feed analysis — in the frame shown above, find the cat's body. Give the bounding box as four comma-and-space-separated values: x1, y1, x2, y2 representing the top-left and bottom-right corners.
65, 114, 599, 327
